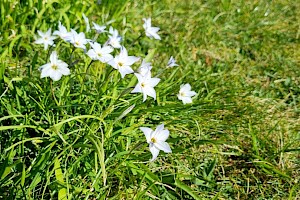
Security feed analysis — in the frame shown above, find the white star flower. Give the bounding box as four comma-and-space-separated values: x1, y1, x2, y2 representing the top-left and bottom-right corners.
107, 27, 122, 49
34, 28, 56, 50
167, 56, 179, 68
140, 124, 172, 161
107, 46, 139, 78
131, 71, 160, 102
177, 83, 197, 104
86, 42, 113, 63
92, 22, 106, 34
143, 18, 161, 40
82, 13, 91, 33
137, 60, 152, 76
53, 21, 71, 42
39, 51, 70, 81
67, 29, 88, 50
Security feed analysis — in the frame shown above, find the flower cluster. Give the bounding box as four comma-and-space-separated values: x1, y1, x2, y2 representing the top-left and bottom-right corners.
34, 14, 197, 161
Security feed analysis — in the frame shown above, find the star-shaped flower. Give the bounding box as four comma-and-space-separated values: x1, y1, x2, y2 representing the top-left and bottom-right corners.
87, 42, 113, 63
92, 22, 107, 34
140, 124, 172, 161
67, 29, 88, 50
177, 83, 197, 104
39, 51, 70, 81
167, 56, 179, 68
131, 71, 160, 102
107, 27, 122, 49
107, 46, 139, 78
143, 18, 161, 40
137, 60, 152, 76
34, 28, 56, 50
53, 21, 71, 42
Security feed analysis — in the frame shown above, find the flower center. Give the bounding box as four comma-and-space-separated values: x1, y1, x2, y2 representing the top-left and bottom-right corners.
75, 41, 80, 46
44, 36, 48, 40
150, 137, 156, 143
141, 82, 146, 88
97, 52, 102, 57
51, 65, 58, 70
180, 92, 185, 97
118, 62, 124, 67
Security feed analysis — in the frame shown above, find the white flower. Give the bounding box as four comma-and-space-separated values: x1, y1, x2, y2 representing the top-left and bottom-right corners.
53, 21, 71, 42
140, 124, 172, 161
138, 60, 152, 76
177, 83, 197, 104
108, 46, 139, 78
82, 13, 91, 33
167, 56, 178, 68
86, 42, 113, 63
92, 22, 106, 34
67, 29, 88, 50
107, 27, 122, 48
131, 71, 160, 102
34, 28, 56, 50
143, 18, 161, 40
39, 51, 70, 81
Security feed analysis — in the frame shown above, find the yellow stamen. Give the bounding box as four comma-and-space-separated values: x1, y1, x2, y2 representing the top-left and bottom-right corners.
151, 138, 156, 143
51, 65, 58, 70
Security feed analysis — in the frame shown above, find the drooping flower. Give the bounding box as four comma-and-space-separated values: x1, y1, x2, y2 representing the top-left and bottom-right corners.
86, 42, 113, 63
137, 60, 152, 76
92, 22, 106, 34
131, 71, 160, 102
140, 124, 172, 161
142, 18, 161, 40
67, 29, 88, 50
53, 21, 71, 42
167, 56, 179, 68
39, 51, 70, 81
107, 27, 122, 49
177, 83, 197, 104
82, 13, 91, 33
107, 46, 139, 78
34, 28, 56, 50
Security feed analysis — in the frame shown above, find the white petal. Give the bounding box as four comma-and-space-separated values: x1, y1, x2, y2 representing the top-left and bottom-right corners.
58, 66, 70, 76
148, 77, 160, 87
87, 50, 97, 60
149, 144, 160, 162
181, 97, 193, 104
118, 66, 133, 78
131, 84, 142, 94
181, 83, 191, 91
154, 141, 172, 153
50, 71, 62, 81
50, 51, 58, 64
40, 65, 52, 78
155, 124, 164, 134
134, 73, 144, 83
101, 46, 113, 54
43, 43, 49, 50
144, 86, 156, 100
140, 127, 152, 143
120, 46, 128, 58
100, 54, 113, 63
126, 56, 140, 66
34, 38, 44, 44
107, 59, 117, 69
156, 129, 169, 142
142, 91, 148, 102
186, 91, 197, 97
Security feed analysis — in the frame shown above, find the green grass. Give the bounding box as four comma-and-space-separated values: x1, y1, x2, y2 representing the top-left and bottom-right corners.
0, 0, 299, 199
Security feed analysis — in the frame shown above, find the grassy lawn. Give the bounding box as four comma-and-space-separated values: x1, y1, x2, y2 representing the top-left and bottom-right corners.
0, 0, 299, 199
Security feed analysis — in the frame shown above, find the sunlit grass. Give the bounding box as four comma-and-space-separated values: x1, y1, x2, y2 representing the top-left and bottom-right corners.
0, 0, 299, 199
